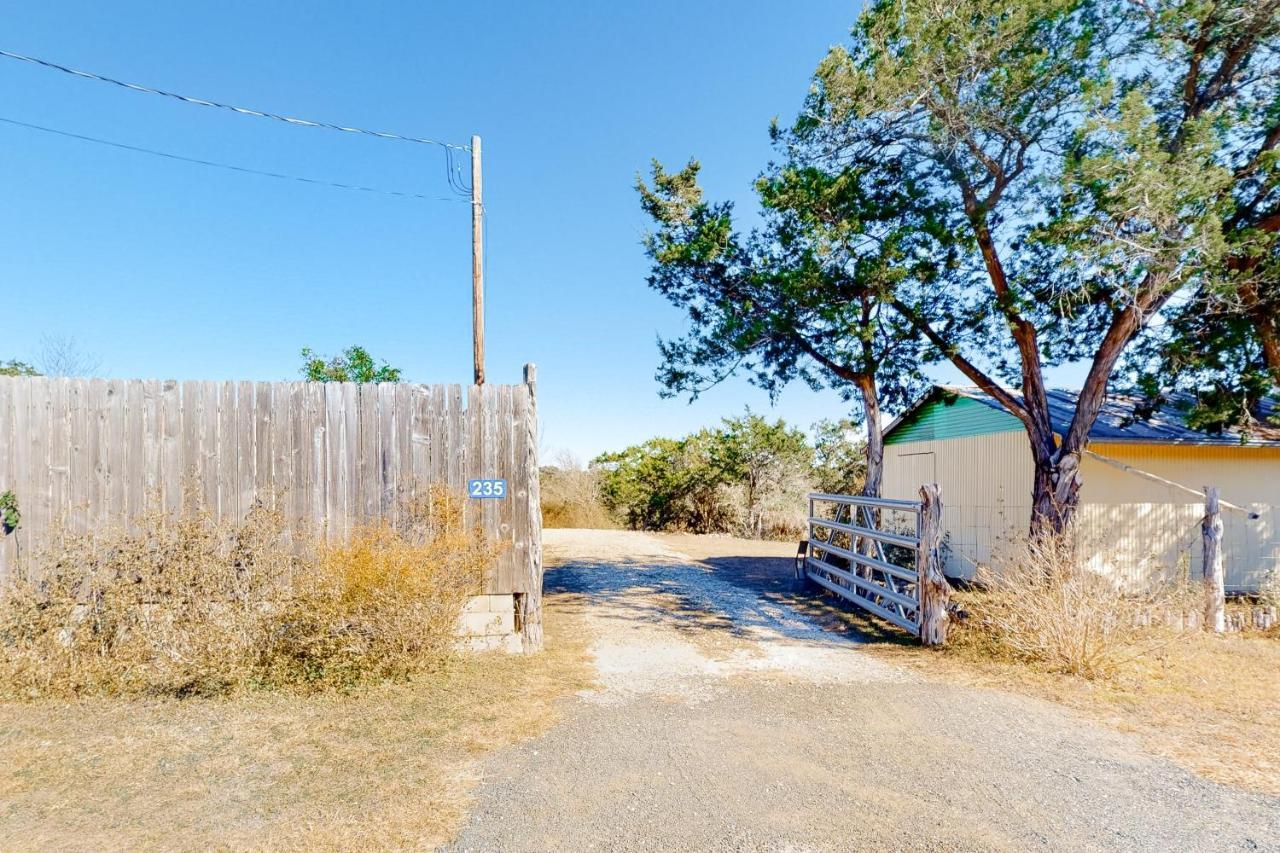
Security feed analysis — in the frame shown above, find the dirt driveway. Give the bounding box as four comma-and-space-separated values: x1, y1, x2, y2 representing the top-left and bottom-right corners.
448, 529, 1280, 852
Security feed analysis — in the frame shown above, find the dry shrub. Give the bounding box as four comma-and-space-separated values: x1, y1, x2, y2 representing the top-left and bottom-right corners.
0, 486, 492, 698
270, 489, 493, 690
1261, 568, 1280, 611
965, 527, 1181, 679
540, 457, 614, 529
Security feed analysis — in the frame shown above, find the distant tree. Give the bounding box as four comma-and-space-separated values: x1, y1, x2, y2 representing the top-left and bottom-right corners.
593, 433, 733, 533
593, 414, 814, 537
34, 334, 101, 377
0, 360, 39, 377
717, 411, 812, 538
811, 418, 867, 496
300, 346, 403, 383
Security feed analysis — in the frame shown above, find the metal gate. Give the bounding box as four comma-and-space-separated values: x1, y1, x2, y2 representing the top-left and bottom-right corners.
801, 492, 925, 635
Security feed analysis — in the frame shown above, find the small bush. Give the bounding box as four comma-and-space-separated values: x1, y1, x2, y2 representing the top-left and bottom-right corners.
965, 528, 1181, 679
0, 486, 492, 698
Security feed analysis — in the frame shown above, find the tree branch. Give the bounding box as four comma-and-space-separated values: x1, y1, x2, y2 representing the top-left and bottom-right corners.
889, 297, 1034, 430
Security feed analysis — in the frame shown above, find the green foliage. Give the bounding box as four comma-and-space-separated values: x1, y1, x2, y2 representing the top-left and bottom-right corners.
593, 412, 813, 537
593, 434, 730, 533
1109, 0, 1280, 430
636, 152, 945, 420
300, 346, 403, 383
811, 419, 867, 495
0, 491, 19, 533
0, 360, 39, 377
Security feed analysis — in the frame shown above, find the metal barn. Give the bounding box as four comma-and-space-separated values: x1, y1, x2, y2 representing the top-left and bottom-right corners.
881, 386, 1280, 593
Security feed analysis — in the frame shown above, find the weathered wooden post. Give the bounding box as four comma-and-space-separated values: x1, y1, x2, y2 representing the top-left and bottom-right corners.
521, 363, 544, 652
917, 483, 949, 645
1202, 486, 1225, 634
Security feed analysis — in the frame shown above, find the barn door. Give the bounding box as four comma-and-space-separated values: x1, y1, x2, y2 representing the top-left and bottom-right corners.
897, 452, 936, 491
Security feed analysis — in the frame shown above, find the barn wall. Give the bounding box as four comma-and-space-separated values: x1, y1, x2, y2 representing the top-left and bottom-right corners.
883, 430, 1035, 580
1080, 444, 1280, 592
885, 430, 1277, 591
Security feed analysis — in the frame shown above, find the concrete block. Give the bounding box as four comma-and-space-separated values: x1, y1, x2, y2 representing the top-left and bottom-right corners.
459, 633, 524, 654
456, 608, 516, 637
461, 594, 515, 615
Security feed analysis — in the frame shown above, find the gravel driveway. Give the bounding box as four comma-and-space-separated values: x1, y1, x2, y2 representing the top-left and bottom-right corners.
448, 529, 1280, 852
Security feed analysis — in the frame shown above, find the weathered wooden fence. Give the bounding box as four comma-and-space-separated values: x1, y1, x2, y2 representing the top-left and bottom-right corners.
0, 369, 542, 626
801, 486, 949, 645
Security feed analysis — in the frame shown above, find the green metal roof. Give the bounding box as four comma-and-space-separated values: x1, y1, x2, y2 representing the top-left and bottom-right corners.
885, 394, 1022, 445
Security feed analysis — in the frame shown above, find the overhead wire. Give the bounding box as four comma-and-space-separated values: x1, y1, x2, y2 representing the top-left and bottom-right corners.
0, 115, 466, 202
0, 47, 470, 150
444, 146, 473, 198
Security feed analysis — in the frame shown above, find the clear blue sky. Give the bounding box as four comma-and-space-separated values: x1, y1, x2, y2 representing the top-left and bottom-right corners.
2, 2, 1070, 460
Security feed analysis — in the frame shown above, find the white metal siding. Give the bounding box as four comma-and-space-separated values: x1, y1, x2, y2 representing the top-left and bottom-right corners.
884, 431, 1034, 580
884, 434, 1279, 591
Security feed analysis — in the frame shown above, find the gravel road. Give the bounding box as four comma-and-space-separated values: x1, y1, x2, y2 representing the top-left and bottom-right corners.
448, 529, 1280, 852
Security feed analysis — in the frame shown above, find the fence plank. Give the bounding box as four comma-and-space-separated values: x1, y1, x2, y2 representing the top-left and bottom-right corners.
160, 381, 180, 515
27, 379, 51, 552
521, 365, 543, 649
358, 383, 379, 521
237, 381, 255, 517
69, 381, 91, 532
1203, 487, 1226, 633
124, 380, 145, 521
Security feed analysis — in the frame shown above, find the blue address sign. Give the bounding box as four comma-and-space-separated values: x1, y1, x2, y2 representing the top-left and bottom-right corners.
468, 478, 508, 499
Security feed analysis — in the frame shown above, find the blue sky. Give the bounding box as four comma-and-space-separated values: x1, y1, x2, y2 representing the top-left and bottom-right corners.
2, 2, 1061, 460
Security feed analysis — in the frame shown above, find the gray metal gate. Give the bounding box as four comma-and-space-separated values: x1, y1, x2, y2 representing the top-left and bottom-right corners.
801, 492, 925, 635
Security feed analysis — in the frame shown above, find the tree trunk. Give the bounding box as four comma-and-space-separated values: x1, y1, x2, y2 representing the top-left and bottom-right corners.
1240, 280, 1280, 384
1029, 451, 1083, 538
855, 376, 885, 564
857, 376, 884, 499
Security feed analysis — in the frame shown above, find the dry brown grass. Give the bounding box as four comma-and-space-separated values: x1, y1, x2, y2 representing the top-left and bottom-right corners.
0, 597, 594, 851
964, 529, 1191, 679
0, 487, 492, 698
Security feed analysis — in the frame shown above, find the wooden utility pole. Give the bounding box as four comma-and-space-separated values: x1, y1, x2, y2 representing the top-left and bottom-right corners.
471, 134, 485, 386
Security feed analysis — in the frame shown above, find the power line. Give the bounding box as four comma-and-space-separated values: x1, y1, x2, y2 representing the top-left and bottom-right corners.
0, 115, 466, 202
0, 48, 470, 151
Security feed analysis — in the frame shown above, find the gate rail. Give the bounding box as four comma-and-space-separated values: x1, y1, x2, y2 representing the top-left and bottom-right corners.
801, 486, 949, 645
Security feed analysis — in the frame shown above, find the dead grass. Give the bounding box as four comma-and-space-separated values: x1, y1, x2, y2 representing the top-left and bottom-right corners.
965, 528, 1192, 679
0, 487, 492, 697
0, 597, 594, 851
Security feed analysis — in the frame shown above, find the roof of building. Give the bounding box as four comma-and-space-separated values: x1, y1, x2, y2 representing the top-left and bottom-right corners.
884, 385, 1280, 447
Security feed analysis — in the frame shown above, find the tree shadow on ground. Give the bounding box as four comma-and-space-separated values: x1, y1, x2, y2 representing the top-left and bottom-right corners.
543, 549, 918, 650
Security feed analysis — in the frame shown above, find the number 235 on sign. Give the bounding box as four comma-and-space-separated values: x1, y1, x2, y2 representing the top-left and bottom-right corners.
468, 479, 507, 499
